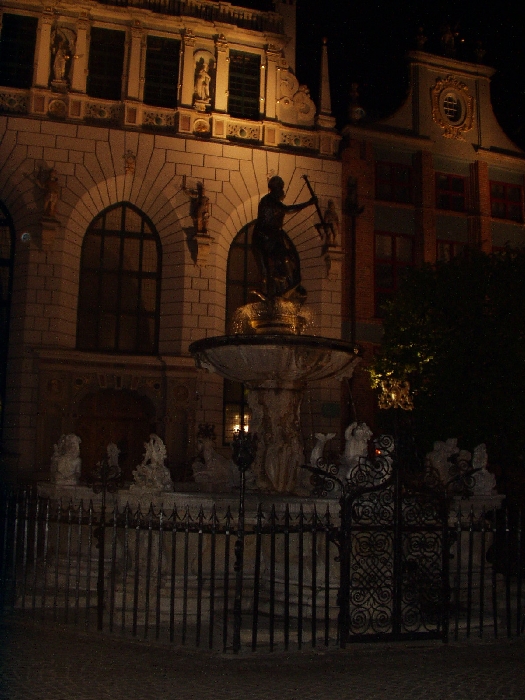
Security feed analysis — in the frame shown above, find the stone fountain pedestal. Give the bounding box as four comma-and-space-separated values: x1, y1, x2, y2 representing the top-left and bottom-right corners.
190, 333, 360, 495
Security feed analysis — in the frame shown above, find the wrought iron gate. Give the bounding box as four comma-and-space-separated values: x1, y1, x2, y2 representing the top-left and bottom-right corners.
308, 434, 449, 644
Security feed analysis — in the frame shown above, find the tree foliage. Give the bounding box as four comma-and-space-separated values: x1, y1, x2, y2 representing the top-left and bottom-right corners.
370, 248, 525, 485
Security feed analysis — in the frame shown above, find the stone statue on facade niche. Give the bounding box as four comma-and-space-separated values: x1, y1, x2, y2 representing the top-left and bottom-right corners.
32, 167, 61, 219
194, 62, 211, 102
50, 28, 75, 90
316, 200, 338, 247
50, 434, 82, 486
53, 41, 69, 82
252, 175, 316, 300
182, 177, 210, 235
130, 434, 174, 494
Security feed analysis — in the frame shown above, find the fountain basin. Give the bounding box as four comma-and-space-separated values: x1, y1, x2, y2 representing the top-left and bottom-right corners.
189, 334, 361, 494
189, 334, 361, 389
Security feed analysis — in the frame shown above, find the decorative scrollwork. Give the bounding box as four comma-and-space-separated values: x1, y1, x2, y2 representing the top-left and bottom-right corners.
88, 456, 122, 495
0, 91, 28, 114
346, 435, 395, 493
309, 459, 339, 497
302, 459, 342, 498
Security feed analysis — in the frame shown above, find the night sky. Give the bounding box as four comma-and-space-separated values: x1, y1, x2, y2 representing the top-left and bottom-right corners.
244, 0, 525, 150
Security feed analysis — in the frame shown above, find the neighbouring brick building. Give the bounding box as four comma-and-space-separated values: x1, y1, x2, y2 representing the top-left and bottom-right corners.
0, 0, 344, 484
341, 50, 525, 427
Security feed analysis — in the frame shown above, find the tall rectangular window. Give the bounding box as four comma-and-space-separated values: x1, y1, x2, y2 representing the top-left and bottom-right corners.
87, 27, 125, 101
436, 173, 466, 212
375, 162, 413, 204
228, 50, 260, 120
143, 35, 180, 108
0, 13, 38, 89
374, 232, 414, 316
490, 181, 523, 223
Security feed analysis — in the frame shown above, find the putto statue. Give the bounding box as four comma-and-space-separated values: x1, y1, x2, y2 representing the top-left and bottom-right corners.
50, 434, 82, 486
105, 442, 121, 479
341, 421, 373, 471
472, 443, 497, 496
252, 175, 316, 299
130, 434, 174, 494
425, 438, 459, 484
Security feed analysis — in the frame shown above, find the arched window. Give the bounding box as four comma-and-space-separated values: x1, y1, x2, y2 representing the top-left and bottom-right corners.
223, 222, 263, 443
77, 203, 161, 354
226, 221, 264, 323
0, 201, 15, 443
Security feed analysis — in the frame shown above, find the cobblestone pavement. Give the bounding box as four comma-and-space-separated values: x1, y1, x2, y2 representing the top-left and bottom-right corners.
1, 618, 525, 700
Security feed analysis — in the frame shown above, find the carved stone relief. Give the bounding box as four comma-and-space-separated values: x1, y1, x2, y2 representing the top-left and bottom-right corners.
277, 68, 316, 127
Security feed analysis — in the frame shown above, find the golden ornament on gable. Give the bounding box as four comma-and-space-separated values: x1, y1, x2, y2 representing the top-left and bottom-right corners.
431, 75, 474, 140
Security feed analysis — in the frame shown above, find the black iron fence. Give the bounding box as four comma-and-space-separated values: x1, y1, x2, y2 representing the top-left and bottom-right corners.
0, 489, 523, 651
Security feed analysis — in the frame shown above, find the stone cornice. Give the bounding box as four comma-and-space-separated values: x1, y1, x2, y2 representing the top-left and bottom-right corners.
407, 50, 496, 80
33, 347, 197, 372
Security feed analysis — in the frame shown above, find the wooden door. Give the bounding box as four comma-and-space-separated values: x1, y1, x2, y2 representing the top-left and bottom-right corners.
76, 390, 155, 483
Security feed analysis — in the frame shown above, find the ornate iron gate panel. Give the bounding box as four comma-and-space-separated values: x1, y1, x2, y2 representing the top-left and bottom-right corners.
396, 484, 449, 639
306, 434, 449, 644
349, 484, 396, 638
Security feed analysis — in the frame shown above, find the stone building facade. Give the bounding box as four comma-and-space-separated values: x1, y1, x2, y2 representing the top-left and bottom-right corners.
0, 0, 343, 484
341, 50, 525, 426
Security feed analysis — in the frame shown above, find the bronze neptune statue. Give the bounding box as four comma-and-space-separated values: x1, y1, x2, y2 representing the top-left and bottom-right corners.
252, 176, 316, 299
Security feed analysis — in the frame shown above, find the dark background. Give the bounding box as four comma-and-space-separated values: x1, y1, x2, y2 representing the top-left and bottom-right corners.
238, 0, 525, 149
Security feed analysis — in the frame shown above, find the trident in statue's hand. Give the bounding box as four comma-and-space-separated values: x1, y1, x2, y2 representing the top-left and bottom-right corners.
302, 174, 334, 244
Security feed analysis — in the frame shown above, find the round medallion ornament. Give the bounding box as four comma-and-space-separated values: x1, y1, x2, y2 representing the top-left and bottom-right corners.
193, 119, 210, 134
48, 99, 67, 118
431, 75, 474, 140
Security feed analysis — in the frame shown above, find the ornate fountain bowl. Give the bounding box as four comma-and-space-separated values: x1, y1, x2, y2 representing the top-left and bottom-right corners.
189, 334, 361, 389
229, 299, 313, 336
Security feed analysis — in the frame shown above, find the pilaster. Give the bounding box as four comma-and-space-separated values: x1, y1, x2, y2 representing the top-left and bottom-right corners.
34, 11, 54, 88
214, 34, 229, 114
264, 44, 280, 120
127, 23, 144, 100
180, 29, 196, 108
70, 17, 89, 93
414, 150, 436, 263
469, 160, 492, 251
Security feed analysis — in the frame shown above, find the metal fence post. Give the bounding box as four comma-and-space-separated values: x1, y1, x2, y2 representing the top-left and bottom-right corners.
231, 431, 257, 653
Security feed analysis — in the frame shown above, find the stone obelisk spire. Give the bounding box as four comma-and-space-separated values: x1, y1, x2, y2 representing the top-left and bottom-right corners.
316, 37, 336, 129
